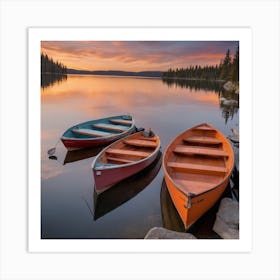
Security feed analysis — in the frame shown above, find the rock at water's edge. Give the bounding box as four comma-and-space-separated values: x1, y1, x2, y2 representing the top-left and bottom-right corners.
228, 127, 239, 143
223, 81, 239, 94
213, 198, 239, 239
144, 227, 197, 239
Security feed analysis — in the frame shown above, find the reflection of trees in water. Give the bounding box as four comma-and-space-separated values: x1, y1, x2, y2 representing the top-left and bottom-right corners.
161, 78, 239, 124
161, 78, 223, 92
218, 90, 239, 124
41, 74, 67, 89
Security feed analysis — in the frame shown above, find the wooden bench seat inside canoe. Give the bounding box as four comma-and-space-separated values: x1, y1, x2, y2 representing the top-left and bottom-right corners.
183, 136, 222, 145
106, 156, 135, 164
124, 139, 157, 148
105, 148, 150, 158
138, 136, 157, 142
109, 119, 133, 126
72, 128, 113, 137
193, 125, 216, 131
93, 123, 128, 132
167, 161, 227, 175
173, 178, 215, 194
174, 145, 229, 157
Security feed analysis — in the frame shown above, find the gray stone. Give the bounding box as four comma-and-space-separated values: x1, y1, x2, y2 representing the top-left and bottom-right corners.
144, 227, 197, 239
232, 128, 239, 136
228, 127, 239, 143
223, 81, 239, 94
223, 81, 235, 92
213, 198, 239, 239
228, 135, 239, 143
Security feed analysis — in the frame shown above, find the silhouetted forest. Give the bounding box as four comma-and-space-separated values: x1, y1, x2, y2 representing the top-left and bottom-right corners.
162, 47, 239, 82
41, 53, 67, 88
41, 53, 67, 74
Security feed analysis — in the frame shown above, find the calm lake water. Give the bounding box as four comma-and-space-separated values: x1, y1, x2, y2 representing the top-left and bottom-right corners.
41, 74, 239, 239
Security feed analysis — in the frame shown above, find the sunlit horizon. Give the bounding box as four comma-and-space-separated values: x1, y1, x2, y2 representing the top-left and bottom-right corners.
41, 41, 239, 72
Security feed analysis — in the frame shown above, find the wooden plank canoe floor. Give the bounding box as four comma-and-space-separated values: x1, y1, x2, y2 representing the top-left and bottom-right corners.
167, 161, 227, 176
106, 148, 150, 158
183, 136, 222, 145
138, 136, 158, 142
109, 119, 133, 125
174, 145, 229, 157
124, 139, 157, 148
106, 156, 135, 163
173, 178, 214, 194
72, 128, 113, 137
193, 125, 216, 131
93, 123, 128, 132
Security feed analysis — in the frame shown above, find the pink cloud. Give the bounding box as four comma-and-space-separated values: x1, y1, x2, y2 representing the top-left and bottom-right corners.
41, 41, 238, 71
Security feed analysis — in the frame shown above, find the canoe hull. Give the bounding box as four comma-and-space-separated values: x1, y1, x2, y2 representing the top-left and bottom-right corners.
92, 131, 161, 194
164, 174, 229, 230
94, 152, 162, 220
61, 129, 133, 151
163, 123, 234, 230
93, 147, 159, 194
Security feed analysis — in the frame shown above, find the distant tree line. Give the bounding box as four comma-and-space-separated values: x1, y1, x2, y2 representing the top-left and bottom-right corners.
162, 78, 223, 93
162, 47, 239, 82
41, 53, 67, 74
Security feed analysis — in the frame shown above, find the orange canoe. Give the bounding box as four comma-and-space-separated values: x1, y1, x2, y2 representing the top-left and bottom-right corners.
163, 123, 235, 230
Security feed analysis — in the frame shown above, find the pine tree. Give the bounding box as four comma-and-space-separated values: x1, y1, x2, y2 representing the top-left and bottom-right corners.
41, 53, 67, 74
162, 46, 239, 82
230, 46, 239, 82
219, 49, 232, 80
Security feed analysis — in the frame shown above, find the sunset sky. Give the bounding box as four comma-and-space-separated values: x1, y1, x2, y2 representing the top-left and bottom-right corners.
41, 41, 239, 72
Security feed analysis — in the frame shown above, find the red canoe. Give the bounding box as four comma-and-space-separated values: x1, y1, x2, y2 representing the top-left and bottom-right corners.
60, 115, 136, 151
92, 130, 161, 194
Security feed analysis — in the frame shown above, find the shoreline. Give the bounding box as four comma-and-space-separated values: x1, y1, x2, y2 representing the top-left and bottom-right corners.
162, 77, 226, 82
41, 72, 235, 85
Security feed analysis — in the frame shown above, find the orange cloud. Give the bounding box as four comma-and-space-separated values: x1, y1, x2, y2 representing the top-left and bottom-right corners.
41, 41, 238, 72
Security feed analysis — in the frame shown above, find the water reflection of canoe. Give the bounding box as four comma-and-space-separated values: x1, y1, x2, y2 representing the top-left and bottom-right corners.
163, 123, 234, 230
160, 179, 185, 232
161, 178, 228, 238
92, 130, 161, 194
61, 115, 136, 151
63, 146, 104, 165
94, 152, 162, 220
